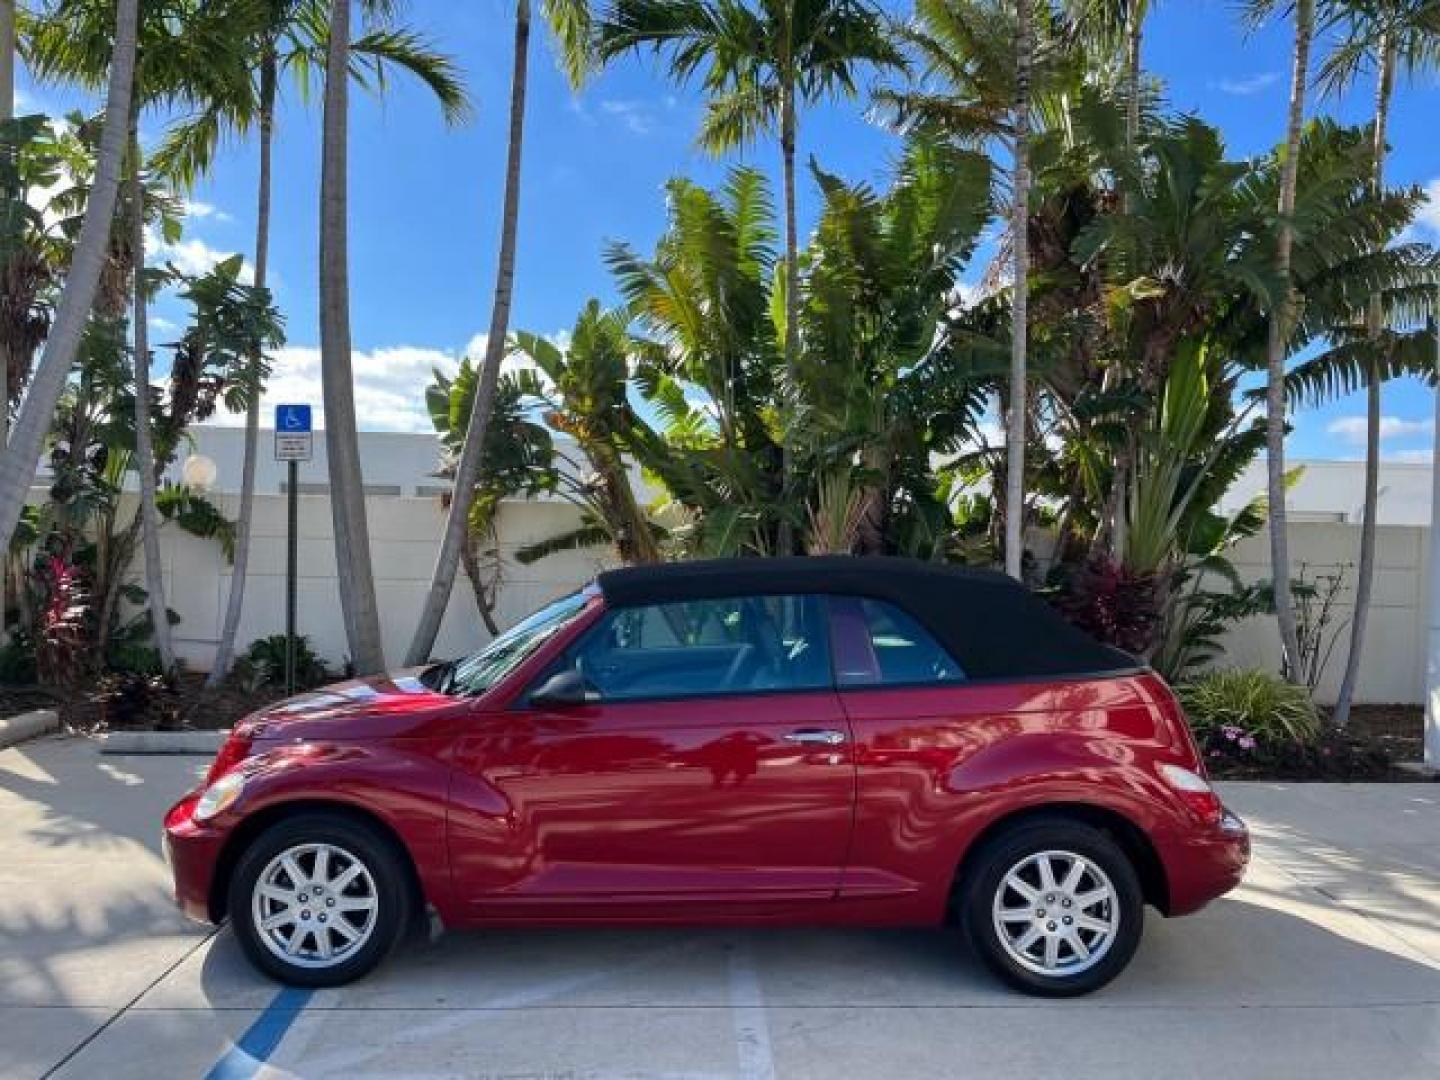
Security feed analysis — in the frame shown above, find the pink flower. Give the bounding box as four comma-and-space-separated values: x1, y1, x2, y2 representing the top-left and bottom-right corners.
1238, 736, 1256, 751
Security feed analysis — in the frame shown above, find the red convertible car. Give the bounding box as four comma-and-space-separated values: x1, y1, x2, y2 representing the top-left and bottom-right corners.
164, 557, 1248, 996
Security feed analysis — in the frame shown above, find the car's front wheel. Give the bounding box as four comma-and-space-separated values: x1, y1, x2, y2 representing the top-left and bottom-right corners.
961, 818, 1143, 996
229, 813, 411, 987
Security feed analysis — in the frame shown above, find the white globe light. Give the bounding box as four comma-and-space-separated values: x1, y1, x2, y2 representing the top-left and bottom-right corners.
182, 454, 218, 492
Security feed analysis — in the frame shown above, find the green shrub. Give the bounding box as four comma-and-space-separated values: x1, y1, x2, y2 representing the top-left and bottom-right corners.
1177, 668, 1320, 744
237, 634, 331, 691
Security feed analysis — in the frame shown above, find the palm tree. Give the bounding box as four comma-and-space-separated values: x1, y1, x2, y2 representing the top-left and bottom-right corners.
1249, 0, 1315, 680
152, 1, 469, 686
2, 0, 16, 637
596, 0, 904, 552
25, 0, 261, 672
1004, 0, 1033, 579
405, 0, 589, 666
1317, 0, 1440, 725
318, 0, 383, 672
0, 0, 137, 575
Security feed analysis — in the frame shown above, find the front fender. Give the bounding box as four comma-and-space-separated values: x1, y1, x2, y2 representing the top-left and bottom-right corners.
209, 738, 458, 922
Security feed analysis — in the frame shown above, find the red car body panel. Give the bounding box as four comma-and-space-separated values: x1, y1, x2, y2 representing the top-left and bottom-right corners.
164, 591, 1247, 930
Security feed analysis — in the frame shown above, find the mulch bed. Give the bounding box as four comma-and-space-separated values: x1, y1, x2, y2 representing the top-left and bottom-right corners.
1202, 704, 1429, 782
1, 673, 289, 733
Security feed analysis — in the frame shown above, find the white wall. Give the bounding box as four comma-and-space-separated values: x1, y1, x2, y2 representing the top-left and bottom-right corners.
149, 492, 611, 671
1216, 523, 1428, 706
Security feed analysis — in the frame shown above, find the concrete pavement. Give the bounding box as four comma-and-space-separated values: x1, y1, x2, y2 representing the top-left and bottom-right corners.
1, 734, 1436, 1079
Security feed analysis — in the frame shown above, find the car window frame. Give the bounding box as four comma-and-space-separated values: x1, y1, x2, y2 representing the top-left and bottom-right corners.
520, 592, 834, 707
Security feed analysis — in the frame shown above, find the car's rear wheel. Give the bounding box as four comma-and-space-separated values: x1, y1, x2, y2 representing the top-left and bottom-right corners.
229, 813, 411, 987
961, 818, 1143, 996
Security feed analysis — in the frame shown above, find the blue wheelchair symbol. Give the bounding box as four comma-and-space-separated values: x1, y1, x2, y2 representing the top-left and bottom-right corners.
276, 404, 312, 433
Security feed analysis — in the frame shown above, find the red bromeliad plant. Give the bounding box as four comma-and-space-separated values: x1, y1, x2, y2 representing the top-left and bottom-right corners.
35, 556, 89, 686
1051, 555, 1161, 657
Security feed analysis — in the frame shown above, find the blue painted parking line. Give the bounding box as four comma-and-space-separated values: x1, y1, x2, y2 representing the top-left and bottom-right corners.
203, 987, 314, 1080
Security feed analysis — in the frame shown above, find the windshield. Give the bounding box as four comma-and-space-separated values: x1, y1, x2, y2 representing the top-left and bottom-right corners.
435, 589, 593, 696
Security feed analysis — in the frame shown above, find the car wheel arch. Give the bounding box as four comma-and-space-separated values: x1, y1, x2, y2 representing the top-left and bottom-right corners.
949, 802, 1170, 918
208, 799, 426, 926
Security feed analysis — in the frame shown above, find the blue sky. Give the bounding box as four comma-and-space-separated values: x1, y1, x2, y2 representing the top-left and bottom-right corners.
16, 0, 1440, 460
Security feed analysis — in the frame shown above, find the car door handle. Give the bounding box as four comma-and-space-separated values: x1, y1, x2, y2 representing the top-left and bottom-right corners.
784, 728, 846, 746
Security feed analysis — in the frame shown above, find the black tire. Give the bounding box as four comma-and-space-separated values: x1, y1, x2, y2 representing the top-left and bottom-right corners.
960, 817, 1143, 997
228, 812, 412, 988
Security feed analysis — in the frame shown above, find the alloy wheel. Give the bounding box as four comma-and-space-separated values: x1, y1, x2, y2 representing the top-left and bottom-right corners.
250, 842, 380, 969
990, 849, 1120, 977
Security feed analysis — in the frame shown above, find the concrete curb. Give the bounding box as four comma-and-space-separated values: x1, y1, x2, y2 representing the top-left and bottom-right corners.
99, 729, 229, 755
0, 709, 60, 750
1395, 761, 1438, 779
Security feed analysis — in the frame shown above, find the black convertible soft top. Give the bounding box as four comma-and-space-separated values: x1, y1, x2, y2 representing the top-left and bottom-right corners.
596, 556, 1139, 681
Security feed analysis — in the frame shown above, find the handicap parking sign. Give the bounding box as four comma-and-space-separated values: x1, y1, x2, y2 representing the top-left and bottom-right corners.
275, 404, 314, 461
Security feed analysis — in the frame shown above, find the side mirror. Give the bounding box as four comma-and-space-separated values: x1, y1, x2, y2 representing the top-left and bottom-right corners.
528, 669, 599, 709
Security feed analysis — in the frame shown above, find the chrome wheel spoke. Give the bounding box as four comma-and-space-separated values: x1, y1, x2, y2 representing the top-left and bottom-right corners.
1036, 855, 1058, 893
1064, 928, 1091, 961
330, 863, 364, 893
1073, 887, 1110, 910
334, 896, 376, 914
997, 906, 1034, 924
260, 910, 294, 932
280, 854, 308, 890
1060, 858, 1086, 894
1074, 913, 1112, 934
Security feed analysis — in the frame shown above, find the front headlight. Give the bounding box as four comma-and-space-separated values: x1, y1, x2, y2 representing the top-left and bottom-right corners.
193, 771, 246, 822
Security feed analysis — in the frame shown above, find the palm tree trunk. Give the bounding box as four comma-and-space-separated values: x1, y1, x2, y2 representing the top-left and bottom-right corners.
1124, 6, 1141, 162
0, 0, 137, 558
320, 0, 385, 673
778, 18, 798, 556
1, 0, 14, 641
1332, 32, 1395, 728
1264, 0, 1312, 678
128, 119, 176, 673
405, 0, 530, 666
206, 46, 277, 688
1004, 0, 1032, 581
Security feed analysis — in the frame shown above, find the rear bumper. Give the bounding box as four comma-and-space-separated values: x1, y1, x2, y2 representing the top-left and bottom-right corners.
1159, 809, 1251, 916
163, 793, 227, 924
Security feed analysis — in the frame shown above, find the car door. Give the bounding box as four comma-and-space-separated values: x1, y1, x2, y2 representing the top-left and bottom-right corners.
447, 593, 856, 918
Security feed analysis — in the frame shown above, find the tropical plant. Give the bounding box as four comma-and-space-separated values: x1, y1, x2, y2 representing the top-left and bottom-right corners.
239, 632, 330, 690
1176, 667, 1320, 744
511, 300, 663, 565
596, 0, 905, 540
424, 358, 558, 634
0, 0, 137, 572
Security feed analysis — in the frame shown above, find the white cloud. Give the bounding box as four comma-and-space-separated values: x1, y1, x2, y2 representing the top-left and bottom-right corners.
183, 199, 234, 224
1326, 415, 1435, 445
1214, 72, 1282, 96
599, 99, 657, 136
147, 226, 255, 282
1411, 177, 1440, 240
208, 344, 463, 433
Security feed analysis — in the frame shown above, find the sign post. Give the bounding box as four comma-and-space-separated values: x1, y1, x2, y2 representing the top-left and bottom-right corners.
274, 405, 313, 694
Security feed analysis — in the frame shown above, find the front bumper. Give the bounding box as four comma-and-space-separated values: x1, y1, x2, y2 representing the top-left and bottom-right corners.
163, 792, 228, 924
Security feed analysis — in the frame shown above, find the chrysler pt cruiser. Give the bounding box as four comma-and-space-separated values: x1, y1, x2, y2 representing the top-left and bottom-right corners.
164, 557, 1248, 996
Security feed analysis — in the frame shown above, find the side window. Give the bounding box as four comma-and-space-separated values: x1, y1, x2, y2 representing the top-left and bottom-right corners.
563, 594, 830, 702
829, 596, 966, 687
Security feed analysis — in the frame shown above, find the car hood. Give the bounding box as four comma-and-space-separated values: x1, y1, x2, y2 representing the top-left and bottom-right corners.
240, 669, 460, 741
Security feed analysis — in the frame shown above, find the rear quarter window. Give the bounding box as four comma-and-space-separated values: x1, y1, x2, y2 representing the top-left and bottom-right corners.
830, 596, 967, 687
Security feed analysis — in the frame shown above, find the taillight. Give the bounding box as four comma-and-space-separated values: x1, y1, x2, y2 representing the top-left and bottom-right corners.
1156, 762, 1223, 826
205, 730, 253, 785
